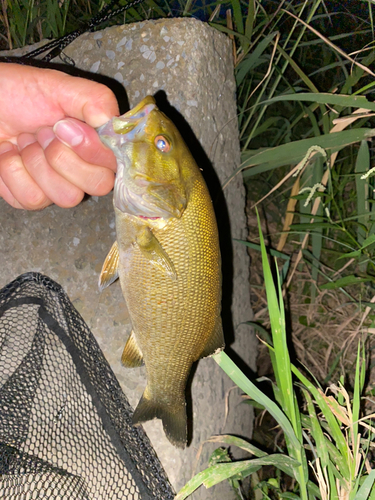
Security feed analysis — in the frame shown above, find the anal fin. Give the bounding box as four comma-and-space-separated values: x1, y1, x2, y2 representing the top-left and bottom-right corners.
98, 241, 119, 291
121, 331, 144, 367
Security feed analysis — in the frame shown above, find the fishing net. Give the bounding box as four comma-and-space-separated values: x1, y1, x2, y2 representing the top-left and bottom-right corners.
0, 272, 174, 500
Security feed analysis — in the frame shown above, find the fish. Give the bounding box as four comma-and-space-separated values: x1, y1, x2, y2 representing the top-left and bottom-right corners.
97, 96, 224, 448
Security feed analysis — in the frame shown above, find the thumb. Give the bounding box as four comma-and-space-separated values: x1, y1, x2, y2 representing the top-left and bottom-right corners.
53, 118, 117, 170
52, 70, 119, 128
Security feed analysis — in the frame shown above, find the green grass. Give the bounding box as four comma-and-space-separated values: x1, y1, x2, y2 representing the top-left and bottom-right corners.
230, 1, 375, 305
176, 212, 375, 500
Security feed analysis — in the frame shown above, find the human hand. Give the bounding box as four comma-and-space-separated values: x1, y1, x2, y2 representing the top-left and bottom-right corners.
0, 63, 119, 209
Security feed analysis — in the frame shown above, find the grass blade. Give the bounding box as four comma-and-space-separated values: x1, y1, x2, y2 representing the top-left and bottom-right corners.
291, 366, 350, 477
320, 276, 371, 290
259, 92, 375, 111
209, 22, 250, 45
213, 351, 300, 450
236, 31, 278, 85
206, 434, 268, 457
234, 239, 290, 259
355, 140, 370, 247
175, 455, 300, 499
355, 470, 375, 500
231, 128, 375, 184
256, 210, 296, 430
303, 390, 329, 468
231, 0, 244, 35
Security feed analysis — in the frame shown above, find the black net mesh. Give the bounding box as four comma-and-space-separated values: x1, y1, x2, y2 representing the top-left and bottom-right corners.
0, 272, 175, 500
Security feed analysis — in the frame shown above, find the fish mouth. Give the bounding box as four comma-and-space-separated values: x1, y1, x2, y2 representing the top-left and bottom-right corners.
96, 96, 156, 158
118, 96, 156, 121
112, 96, 156, 137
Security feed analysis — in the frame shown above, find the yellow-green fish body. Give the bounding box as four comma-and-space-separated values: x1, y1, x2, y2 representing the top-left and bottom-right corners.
98, 96, 224, 448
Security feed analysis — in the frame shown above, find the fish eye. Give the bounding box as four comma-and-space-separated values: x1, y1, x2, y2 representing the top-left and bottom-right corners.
154, 135, 171, 153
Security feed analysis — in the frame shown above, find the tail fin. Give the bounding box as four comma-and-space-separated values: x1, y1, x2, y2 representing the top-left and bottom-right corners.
132, 390, 187, 448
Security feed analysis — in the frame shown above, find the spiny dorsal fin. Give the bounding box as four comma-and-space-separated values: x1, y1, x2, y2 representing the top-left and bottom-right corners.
121, 330, 144, 367
98, 241, 119, 291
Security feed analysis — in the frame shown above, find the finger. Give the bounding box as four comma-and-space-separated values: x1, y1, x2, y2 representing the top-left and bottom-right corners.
0, 64, 119, 138
0, 139, 32, 208
40, 134, 115, 197
0, 141, 17, 155
19, 137, 85, 208
0, 176, 23, 209
53, 118, 117, 171
17, 133, 37, 151
54, 74, 119, 127
0, 143, 51, 210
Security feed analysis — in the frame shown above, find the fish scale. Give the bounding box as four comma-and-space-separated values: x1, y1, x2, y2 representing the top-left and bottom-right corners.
98, 96, 224, 447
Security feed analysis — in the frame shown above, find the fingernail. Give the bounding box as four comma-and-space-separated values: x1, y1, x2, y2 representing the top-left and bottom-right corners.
54, 119, 84, 147
37, 127, 56, 150
0, 142, 16, 155
18, 133, 37, 151
90, 113, 113, 128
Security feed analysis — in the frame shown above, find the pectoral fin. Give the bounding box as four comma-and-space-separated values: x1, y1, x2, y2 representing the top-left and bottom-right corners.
135, 226, 177, 280
121, 331, 144, 367
98, 241, 119, 291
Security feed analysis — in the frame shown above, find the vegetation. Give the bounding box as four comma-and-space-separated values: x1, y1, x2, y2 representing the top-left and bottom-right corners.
2, 0, 375, 498
176, 212, 375, 500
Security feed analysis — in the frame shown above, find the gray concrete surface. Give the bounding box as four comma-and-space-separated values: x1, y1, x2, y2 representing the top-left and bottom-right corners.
0, 18, 256, 498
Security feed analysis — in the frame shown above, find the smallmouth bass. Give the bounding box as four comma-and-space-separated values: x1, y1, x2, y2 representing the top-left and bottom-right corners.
97, 96, 224, 448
